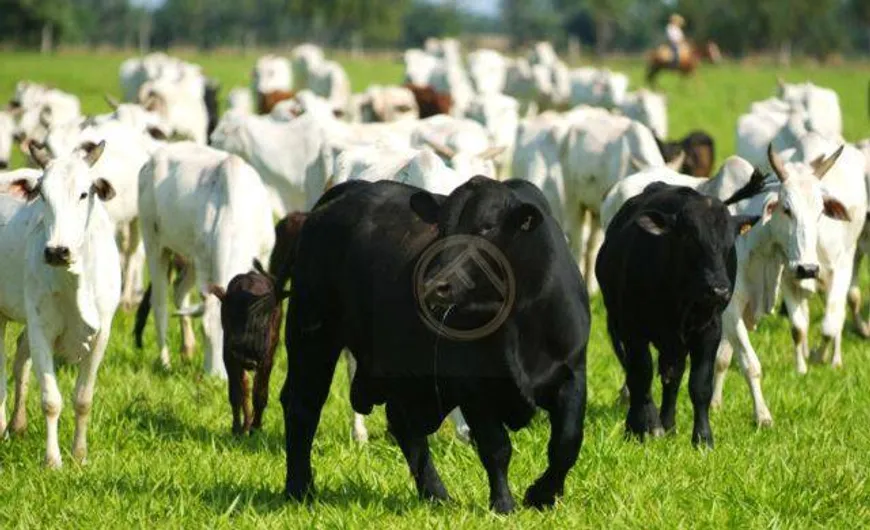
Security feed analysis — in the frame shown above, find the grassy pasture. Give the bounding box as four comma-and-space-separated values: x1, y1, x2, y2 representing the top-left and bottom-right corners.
1, 51, 870, 529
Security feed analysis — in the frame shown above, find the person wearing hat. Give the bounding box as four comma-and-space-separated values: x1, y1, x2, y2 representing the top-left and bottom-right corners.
666, 14, 686, 67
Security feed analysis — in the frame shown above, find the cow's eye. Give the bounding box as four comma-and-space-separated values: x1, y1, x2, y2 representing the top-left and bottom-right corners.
79, 192, 88, 200
782, 206, 792, 217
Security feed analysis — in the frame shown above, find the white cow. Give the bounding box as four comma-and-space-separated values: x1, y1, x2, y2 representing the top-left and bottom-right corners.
252, 55, 293, 95
777, 79, 842, 139
410, 114, 504, 179
331, 141, 473, 443
428, 60, 475, 118
736, 106, 809, 172
99, 95, 173, 140
306, 60, 352, 116
569, 67, 629, 109
291, 44, 326, 90
528, 41, 559, 68
226, 87, 254, 116
351, 85, 419, 123
512, 112, 571, 226
403, 48, 440, 86
13, 87, 82, 145
138, 142, 275, 378
0, 111, 13, 169
465, 93, 519, 178
0, 143, 120, 467
600, 156, 758, 229
139, 74, 209, 144
467, 48, 507, 95
618, 89, 668, 140
559, 109, 674, 288
712, 145, 865, 426
209, 112, 332, 217
45, 120, 158, 308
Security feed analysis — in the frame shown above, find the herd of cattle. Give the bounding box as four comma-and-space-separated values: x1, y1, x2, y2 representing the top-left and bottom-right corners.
0, 38, 869, 513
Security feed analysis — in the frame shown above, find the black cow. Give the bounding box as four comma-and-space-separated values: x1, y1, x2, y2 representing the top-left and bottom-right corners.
596, 183, 755, 447
208, 260, 288, 435
280, 177, 589, 513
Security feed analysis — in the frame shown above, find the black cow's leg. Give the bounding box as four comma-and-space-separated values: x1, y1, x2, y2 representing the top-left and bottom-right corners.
386, 402, 449, 503
241, 371, 253, 433
524, 369, 586, 510
251, 357, 273, 431
281, 316, 342, 501
658, 351, 687, 434
462, 407, 515, 513
688, 323, 720, 448
624, 340, 655, 441
226, 359, 245, 435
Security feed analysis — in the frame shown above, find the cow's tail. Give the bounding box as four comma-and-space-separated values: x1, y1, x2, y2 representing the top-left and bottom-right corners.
133, 284, 151, 349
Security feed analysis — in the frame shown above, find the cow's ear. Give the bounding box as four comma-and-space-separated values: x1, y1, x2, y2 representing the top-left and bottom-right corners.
410, 191, 440, 224
506, 203, 543, 234
81, 140, 106, 167
3, 177, 40, 201
636, 211, 674, 236
732, 214, 760, 236
207, 284, 227, 302
762, 198, 779, 223
822, 195, 850, 222
91, 178, 116, 201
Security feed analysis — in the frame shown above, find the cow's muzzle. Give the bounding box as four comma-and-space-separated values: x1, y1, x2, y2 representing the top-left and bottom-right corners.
795, 264, 819, 280
44, 246, 71, 266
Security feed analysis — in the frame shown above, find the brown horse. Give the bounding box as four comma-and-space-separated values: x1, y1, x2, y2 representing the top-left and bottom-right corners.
646, 41, 721, 86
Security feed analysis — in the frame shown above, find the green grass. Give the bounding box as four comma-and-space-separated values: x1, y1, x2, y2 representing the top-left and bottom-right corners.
2, 51, 870, 528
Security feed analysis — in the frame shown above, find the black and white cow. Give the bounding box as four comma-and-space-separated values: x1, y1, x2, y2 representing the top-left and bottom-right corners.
280, 177, 590, 513
596, 183, 756, 447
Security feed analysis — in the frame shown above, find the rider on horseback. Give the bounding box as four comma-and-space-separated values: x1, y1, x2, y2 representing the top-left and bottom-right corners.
666, 14, 685, 68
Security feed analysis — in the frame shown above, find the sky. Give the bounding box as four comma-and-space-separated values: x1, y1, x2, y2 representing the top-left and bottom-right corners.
130, 0, 500, 16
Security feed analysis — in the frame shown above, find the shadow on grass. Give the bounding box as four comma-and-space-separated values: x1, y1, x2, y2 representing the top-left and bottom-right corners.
196, 478, 424, 516
121, 396, 286, 454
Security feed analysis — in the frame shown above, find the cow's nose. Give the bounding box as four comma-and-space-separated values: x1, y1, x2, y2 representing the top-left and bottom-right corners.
44, 246, 71, 266
0, 160, 7, 169
795, 264, 819, 280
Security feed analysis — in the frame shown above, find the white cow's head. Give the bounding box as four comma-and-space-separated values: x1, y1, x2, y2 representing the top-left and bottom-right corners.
762, 143, 850, 288
9, 141, 114, 270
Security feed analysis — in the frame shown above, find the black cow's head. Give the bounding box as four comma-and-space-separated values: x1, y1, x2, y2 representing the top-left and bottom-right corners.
635, 186, 756, 308
210, 260, 289, 369
411, 176, 544, 319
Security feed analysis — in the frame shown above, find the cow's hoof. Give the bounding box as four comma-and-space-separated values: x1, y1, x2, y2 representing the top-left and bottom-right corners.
44, 455, 63, 469
650, 426, 666, 438
284, 481, 313, 502
756, 414, 773, 429
490, 495, 516, 514
523, 480, 560, 510
809, 349, 825, 365
691, 432, 714, 449
796, 362, 808, 375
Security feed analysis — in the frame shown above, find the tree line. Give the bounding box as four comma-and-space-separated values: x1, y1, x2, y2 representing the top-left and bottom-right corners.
1, 0, 868, 59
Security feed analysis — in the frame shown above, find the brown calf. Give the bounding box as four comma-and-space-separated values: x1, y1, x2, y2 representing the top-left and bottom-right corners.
210, 260, 289, 435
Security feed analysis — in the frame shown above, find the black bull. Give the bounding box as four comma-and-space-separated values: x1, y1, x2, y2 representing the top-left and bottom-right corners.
280, 177, 590, 513
596, 183, 759, 447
